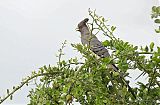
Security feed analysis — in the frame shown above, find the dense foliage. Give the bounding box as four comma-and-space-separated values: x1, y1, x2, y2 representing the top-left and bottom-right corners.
0, 7, 160, 105
27, 9, 160, 105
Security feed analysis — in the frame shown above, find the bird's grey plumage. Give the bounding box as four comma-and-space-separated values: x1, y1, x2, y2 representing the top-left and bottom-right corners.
78, 18, 118, 70
78, 18, 110, 58
77, 18, 136, 99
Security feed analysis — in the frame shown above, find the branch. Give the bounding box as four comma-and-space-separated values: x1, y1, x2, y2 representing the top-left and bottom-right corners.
138, 52, 154, 54
0, 71, 63, 104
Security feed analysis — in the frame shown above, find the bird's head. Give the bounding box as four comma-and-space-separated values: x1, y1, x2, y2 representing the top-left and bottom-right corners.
76, 18, 89, 31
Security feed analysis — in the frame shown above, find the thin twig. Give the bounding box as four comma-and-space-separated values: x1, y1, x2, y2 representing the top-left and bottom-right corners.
58, 40, 67, 69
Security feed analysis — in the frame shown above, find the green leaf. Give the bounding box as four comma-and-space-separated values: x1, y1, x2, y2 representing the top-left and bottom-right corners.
156, 6, 160, 13
155, 28, 160, 33
115, 50, 120, 55
102, 57, 111, 64
134, 46, 138, 50
152, 57, 160, 63
103, 100, 108, 103
7, 89, 9, 94
152, 6, 157, 12
150, 42, 154, 51
122, 64, 129, 70
102, 17, 105, 22
10, 95, 12, 100
124, 42, 129, 47
157, 47, 160, 53
111, 26, 116, 31
145, 46, 149, 52
13, 86, 15, 89
154, 19, 160, 23
102, 40, 110, 47
113, 72, 119, 77
43, 65, 47, 70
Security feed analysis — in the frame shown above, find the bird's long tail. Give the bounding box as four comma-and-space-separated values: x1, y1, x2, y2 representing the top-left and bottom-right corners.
111, 64, 136, 99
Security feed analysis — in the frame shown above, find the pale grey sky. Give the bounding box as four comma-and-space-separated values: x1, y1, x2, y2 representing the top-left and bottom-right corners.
0, 0, 159, 104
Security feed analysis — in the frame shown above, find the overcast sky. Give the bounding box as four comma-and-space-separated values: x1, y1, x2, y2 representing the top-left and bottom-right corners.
0, 0, 159, 104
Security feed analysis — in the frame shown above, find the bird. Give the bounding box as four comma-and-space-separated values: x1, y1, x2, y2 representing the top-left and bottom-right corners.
77, 18, 136, 99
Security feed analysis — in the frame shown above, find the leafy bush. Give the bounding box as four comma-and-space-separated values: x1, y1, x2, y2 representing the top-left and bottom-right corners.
0, 8, 160, 105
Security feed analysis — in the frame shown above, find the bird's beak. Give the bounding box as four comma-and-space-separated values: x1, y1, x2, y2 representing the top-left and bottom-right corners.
75, 27, 80, 32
